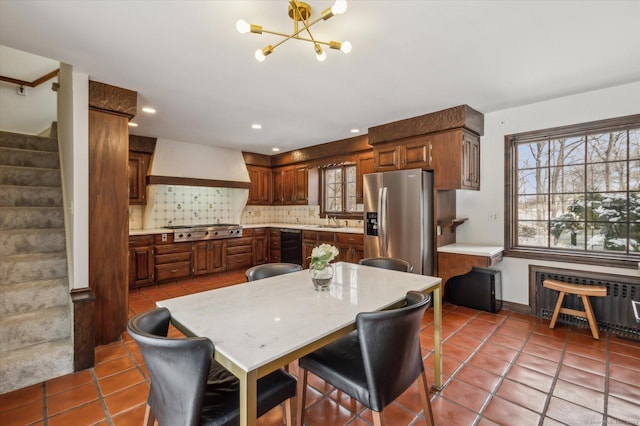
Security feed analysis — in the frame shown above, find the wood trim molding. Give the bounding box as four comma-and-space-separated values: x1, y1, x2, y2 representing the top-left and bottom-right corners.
71, 287, 96, 371
0, 68, 59, 88
270, 135, 371, 167
501, 300, 532, 315
129, 135, 157, 153
89, 80, 137, 118
147, 175, 251, 189
242, 152, 272, 167
368, 105, 484, 145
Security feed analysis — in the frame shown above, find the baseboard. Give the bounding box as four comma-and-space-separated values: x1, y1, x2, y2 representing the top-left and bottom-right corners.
500, 300, 532, 315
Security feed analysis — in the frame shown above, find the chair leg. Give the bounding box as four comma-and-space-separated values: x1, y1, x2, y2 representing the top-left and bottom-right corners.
283, 397, 294, 426
418, 370, 435, 426
296, 368, 308, 426
581, 294, 600, 339
143, 404, 156, 426
549, 291, 566, 328
372, 410, 384, 426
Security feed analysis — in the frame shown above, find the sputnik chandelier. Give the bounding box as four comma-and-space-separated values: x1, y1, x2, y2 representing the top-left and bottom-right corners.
236, 0, 351, 62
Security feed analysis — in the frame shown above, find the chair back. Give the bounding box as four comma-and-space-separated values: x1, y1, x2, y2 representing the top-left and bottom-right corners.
128, 308, 214, 426
359, 257, 414, 273
246, 263, 303, 281
357, 291, 431, 411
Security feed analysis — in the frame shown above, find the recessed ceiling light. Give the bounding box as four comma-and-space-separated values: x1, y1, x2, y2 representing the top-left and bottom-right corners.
142, 107, 156, 114
252, 124, 262, 129
272, 147, 280, 152
128, 122, 138, 127
350, 128, 360, 133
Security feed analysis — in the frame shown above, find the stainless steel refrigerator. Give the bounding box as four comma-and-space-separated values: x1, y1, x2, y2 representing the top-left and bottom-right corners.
363, 169, 434, 275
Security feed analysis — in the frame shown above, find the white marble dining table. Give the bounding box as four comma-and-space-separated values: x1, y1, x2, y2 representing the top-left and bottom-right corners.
157, 261, 442, 426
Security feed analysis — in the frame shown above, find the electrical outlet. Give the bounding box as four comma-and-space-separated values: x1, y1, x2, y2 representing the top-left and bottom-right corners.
17, 85, 27, 96
488, 212, 499, 222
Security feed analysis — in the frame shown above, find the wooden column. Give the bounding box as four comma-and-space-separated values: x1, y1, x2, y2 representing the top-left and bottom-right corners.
88, 81, 136, 345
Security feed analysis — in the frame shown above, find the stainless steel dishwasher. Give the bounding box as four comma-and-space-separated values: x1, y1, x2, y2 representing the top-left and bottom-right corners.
280, 229, 302, 265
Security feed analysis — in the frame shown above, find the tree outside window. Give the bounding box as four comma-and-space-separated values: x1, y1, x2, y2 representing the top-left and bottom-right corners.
321, 165, 357, 216
506, 115, 640, 267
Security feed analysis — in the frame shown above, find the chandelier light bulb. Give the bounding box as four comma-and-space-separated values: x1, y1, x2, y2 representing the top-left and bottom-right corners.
236, 19, 251, 34
331, 0, 347, 15
316, 50, 327, 61
255, 49, 266, 61
340, 41, 352, 53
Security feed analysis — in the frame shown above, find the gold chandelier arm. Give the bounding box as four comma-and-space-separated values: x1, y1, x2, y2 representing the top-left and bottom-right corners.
289, 0, 323, 53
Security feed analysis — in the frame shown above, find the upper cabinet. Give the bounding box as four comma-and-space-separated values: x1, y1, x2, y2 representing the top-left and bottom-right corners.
431, 129, 480, 190
273, 165, 308, 205
369, 105, 483, 190
128, 135, 157, 205
128, 151, 151, 204
247, 165, 272, 205
373, 134, 433, 172
355, 151, 374, 204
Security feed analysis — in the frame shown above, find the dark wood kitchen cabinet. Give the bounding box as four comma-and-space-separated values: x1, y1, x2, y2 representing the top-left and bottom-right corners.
225, 228, 254, 270
128, 235, 154, 288
193, 240, 225, 275
154, 236, 193, 282
128, 152, 150, 205
269, 228, 281, 262
335, 232, 364, 264
302, 231, 319, 269
356, 151, 374, 204
431, 129, 480, 190
373, 135, 432, 172
252, 228, 268, 265
272, 165, 308, 205
247, 165, 272, 205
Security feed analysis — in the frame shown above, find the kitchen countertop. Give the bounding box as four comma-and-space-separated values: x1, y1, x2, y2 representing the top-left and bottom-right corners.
437, 243, 504, 257
129, 224, 364, 236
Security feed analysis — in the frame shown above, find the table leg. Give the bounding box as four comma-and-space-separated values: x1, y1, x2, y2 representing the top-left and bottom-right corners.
239, 369, 258, 426
432, 284, 442, 390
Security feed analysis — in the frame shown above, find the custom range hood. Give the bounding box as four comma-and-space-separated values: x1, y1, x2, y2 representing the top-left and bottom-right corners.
147, 139, 251, 188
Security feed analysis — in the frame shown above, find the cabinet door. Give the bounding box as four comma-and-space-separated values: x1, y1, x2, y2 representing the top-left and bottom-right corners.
193, 241, 211, 275
294, 166, 308, 204
129, 245, 154, 287
272, 169, 284, 204
282, 167, 295, 204
128, 152, 149, 205
259, 169, 272, 203
302, 240, 316, 268
253, 236, 268, 265
210, 240, 225, 272
373, 145, 399, 172
401, 137, 432, 170
356, 152, 374, 204
247, 166, 261, 205
462, 133, 480, 190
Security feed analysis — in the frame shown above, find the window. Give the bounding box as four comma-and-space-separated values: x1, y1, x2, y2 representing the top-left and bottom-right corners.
505, 115, 640, 268
321, 165, 358, 216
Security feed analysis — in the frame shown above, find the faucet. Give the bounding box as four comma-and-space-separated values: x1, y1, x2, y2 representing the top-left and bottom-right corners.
331, 216, 340, 227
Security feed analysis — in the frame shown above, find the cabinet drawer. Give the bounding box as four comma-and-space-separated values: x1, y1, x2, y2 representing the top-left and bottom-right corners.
253, 227, 267, 236
155, 252, 192, 264
242, 228, 254, 237
270, 239, 281, 248
129, 235, 154, 247
336, 233, 363, 245
302, 231, 317, 240
270, 228, 281, 237
155, 261, 191, 281
226, 244, 252, 255
226, 253, 253, 269
155, 243, 192, 255
318, 231, 335, 242
226, 237, 254, 247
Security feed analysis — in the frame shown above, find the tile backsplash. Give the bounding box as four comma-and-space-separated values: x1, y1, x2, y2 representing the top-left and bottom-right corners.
129, 184, 364, 229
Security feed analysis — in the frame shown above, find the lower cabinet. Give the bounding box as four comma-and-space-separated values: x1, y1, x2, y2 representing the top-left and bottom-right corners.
193, 240, 225, 275
226, 229, 254, 271
129, 235, 154, 288
154, 240, 193, 282
270, 228, 281, 263
302, 231, 319, 269
253, 228, 268, 265
335, 233, 364, 264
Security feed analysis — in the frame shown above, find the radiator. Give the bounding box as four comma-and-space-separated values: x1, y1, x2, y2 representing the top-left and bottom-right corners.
533, 266, 640, 341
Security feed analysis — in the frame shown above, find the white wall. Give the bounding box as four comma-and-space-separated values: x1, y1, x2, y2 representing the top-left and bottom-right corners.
57, 64, 89, 290
456, 81, 640, 306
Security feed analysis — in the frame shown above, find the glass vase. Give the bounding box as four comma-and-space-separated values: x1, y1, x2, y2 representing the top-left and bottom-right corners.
310, 264, 334, 291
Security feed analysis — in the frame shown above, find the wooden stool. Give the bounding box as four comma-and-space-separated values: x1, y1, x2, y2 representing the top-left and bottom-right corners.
543, 279, 607, 339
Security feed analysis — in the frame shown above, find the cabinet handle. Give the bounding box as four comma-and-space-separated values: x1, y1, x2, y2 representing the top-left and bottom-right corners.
171, 269, 179, 273
429, 142, 433, 164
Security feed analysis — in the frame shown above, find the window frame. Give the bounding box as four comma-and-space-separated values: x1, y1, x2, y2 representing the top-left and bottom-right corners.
504, 114, 640, 269
319, 164, 360, 219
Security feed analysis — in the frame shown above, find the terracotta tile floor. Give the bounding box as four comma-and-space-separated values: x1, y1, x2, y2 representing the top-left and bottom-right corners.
2, 270, 640, 425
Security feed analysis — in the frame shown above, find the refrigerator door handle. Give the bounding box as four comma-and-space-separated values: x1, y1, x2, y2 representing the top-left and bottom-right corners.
378, 187, 389, 256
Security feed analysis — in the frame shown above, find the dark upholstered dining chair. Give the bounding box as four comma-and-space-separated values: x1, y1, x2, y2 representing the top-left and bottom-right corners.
128, 307, 297, 426
245, 262, 303, 282
296, 291, 434, 426
359, 257, 414, 273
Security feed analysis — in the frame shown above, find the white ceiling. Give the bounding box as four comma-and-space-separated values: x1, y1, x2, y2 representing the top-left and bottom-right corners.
1, 1, 639, 155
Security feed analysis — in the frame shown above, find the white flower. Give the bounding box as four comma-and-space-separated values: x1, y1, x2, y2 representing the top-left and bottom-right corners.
309, 244, 339, 269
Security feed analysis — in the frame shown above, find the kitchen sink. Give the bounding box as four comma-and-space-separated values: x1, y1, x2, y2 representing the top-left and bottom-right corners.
305, 224, 344, 229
